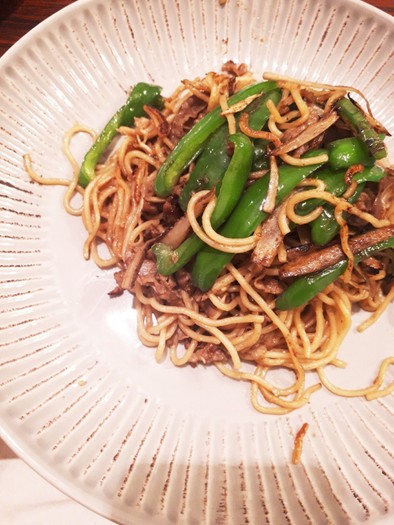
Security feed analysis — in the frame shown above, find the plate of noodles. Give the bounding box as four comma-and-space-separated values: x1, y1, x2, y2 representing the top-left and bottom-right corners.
0, 0, 393, 523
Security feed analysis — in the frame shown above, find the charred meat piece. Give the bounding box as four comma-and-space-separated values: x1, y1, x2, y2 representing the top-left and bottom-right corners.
169, 95, 207, 142
280, 225, 394, 279
188, 343, 228, 365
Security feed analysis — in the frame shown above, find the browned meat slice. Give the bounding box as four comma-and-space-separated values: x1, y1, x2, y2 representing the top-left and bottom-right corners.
279, 225, 394, 279
162, 195, 182, 227
360, 256, 385, 275
169, 95, 207, 142
188, 343, 228, 365
221, 60, 248, 77
256, 278, 285, 295
346, 189, 376, 228
108, 271, 125, 297
174, 269, 195, 295
136, 259, 182, 304
372, 171, 394, 219
285, 243, 316, 262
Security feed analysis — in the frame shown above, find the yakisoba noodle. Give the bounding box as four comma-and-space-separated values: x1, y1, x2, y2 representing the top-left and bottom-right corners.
24, 64, 394, 415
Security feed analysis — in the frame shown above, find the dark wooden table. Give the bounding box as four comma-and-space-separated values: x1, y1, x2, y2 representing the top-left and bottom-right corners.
0, 0, 392, 57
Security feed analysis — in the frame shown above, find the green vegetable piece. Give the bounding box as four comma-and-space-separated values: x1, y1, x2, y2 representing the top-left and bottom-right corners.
79, 82, 163, 188
275, 235, 394, 310
191, 149, 327, 292
252, 138, 270, 171
179, 88, 281, 211
310, 165, 386, 246
310, 183, 364, 245
152, 133, 254, 275
295, 168, 348, 217
327, 137, 372, 170
246, 89, 282, 131
178, 125, 231, 212
209, 134, 254, 224
336, 97, 387, 161
276, 260, 348, 311
154, 80, 278, 197
296, 164, 385, 217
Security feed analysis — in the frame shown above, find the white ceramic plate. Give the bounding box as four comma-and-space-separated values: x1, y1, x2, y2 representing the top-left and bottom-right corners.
1, 0, 393, 523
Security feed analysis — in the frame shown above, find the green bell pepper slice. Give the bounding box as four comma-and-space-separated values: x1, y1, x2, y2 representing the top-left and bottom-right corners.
79, 82, 163, 188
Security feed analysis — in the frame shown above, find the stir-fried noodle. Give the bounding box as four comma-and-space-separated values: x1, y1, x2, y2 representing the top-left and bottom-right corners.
25, 63, 394, 414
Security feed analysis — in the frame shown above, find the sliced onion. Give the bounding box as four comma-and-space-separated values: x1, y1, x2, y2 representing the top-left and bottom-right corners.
262, 155, 280, 213
252, 202, 285, 266
221, 94, 260, 115
271, 111, 339, 155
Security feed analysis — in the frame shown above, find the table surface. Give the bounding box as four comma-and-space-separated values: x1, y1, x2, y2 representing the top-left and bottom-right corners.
0, 0, 393, 57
